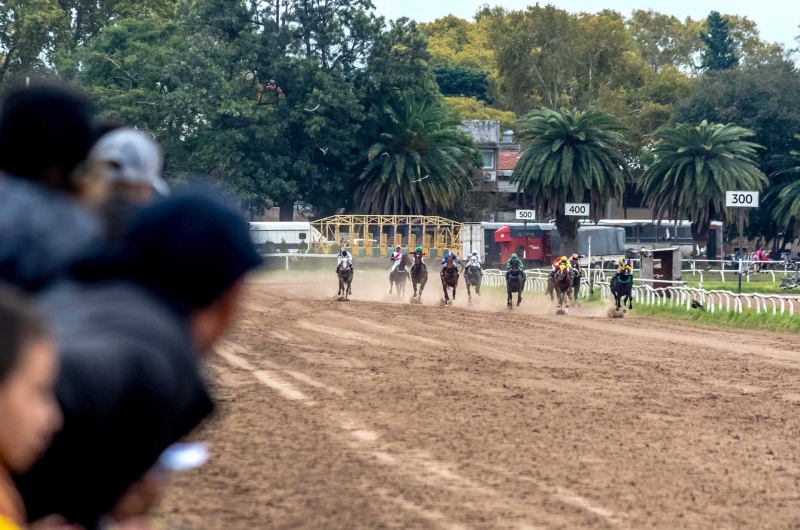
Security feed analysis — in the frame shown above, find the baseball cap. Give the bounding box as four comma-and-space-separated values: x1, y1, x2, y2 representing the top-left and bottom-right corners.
89, 128, 168, 196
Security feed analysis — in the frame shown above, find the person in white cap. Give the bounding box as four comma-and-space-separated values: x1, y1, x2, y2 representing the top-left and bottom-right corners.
389, 245, 404, 272
87, 128, 168, 239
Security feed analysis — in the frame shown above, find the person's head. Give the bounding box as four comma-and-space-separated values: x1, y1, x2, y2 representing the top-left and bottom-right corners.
395, 245, 401, 251
342, 250, 348, 257
88, 128, 167, 205
0, 287, 62, 473
571, 253, 579, 260
472, 251, 477, 257
0, 82, 93, 192
72, 193, 262, 354
511, 253, 518, 260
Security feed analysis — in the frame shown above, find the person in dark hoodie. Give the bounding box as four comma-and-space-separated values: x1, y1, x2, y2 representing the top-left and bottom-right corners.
0, 82, 101, 292
15, 193, 262, 528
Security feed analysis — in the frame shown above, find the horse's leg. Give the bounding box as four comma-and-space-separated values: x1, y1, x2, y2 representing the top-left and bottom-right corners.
517, 286, 522, 307
453, 280, 457, 301
389, 277, 394, 295
507, 284, 512, 308
442, 281, 449, 305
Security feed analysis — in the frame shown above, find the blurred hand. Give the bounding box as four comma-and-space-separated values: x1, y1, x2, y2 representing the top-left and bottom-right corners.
29, 515, 83, 530
109, 469, 170, 522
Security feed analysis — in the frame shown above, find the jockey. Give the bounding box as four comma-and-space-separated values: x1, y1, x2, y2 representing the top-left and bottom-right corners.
569, 253, 582, 277
441, 251, 462, 270
389, 245, 404, 272
551, 255, 570, 274
410, 246, 427, 273
616, 256, 633, 273
506, 253, 526, 281
336, 249, 352, 272
465, 251, 483, 276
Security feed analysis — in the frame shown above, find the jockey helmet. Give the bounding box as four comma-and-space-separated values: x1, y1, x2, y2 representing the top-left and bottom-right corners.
511, 253, 518, 259
571, 253, 579, 260
415, 246, 422, 252
395, 245, 401, 250
341, 250, 348, 257
472, 251, 478, 256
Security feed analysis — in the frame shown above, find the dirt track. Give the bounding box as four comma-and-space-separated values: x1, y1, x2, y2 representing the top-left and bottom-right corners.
160, 272, 800, 529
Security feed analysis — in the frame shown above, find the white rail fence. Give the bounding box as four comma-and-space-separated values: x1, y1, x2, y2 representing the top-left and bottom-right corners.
482, 270, 800, 317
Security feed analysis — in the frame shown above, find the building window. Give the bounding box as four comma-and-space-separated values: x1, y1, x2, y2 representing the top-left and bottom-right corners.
482, 151, 495, 169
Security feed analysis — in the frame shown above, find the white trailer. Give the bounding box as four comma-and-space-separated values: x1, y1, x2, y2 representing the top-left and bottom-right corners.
460, 223, 485, 263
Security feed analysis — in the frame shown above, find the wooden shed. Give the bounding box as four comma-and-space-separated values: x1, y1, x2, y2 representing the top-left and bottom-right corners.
640, 247, 682, 290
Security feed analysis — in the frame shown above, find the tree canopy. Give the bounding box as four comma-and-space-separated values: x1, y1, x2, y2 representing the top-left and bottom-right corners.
513, 109, 628, 253
638, 121, 767, 254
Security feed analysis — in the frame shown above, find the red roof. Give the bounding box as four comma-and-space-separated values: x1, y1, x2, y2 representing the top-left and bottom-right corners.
494, 225, 511, 242
499, 150, 522, 171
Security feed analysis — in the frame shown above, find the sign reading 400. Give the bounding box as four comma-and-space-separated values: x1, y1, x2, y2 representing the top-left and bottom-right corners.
565, 203, 590, 217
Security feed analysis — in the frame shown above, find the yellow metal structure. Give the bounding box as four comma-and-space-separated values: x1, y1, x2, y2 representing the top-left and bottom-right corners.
310, 215, 463, 257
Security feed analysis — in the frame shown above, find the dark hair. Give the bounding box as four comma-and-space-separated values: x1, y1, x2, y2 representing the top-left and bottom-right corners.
0, 286, 49, 384
0, 82, 94, 190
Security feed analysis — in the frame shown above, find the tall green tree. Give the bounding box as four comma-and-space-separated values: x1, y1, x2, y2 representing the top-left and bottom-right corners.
433, 63, 490, 102
638, 121, 767, 256
701, 11, 738, 71
770, 136, 800, 238
674, 60, 800, 243
627, 9, 702, 73
357, 92, 479, 214
0, 0, 66, 84
512, 109, 628, 254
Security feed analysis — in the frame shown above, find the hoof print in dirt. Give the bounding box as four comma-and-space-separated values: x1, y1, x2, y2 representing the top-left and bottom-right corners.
606, 307, 623, 318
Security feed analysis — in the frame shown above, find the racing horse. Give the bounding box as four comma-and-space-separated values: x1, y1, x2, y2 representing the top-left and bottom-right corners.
337, 260, 353, 300
549, 265, 574, 315
610, 265, 634, 313
410, 251, 428, 303
440, 254, 460, 306
389, 253, 411, 297
506, 259, 525, 308
463, 262, 482, 303
571, 267, 582, 303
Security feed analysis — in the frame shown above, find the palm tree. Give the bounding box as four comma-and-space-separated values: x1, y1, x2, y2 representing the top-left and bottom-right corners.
638, 121, 767, 256
512, 108, 628, 255
771, 135, 800, 235
358, 92, 480, 214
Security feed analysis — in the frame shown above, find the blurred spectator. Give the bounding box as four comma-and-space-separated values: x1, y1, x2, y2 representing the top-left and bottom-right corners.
0, 288, 62, 529
86, 128, 168, 240
0, 82, 101, 291
16, 193, 262, 528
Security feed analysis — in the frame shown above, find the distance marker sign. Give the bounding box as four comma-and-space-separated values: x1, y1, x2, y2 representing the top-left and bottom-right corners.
725, 191, 759, 208
565, 203, 590, 216
515, 209, 535, 220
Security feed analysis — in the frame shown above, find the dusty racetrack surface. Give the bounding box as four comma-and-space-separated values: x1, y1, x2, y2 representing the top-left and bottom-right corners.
159, 272, 800, 529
